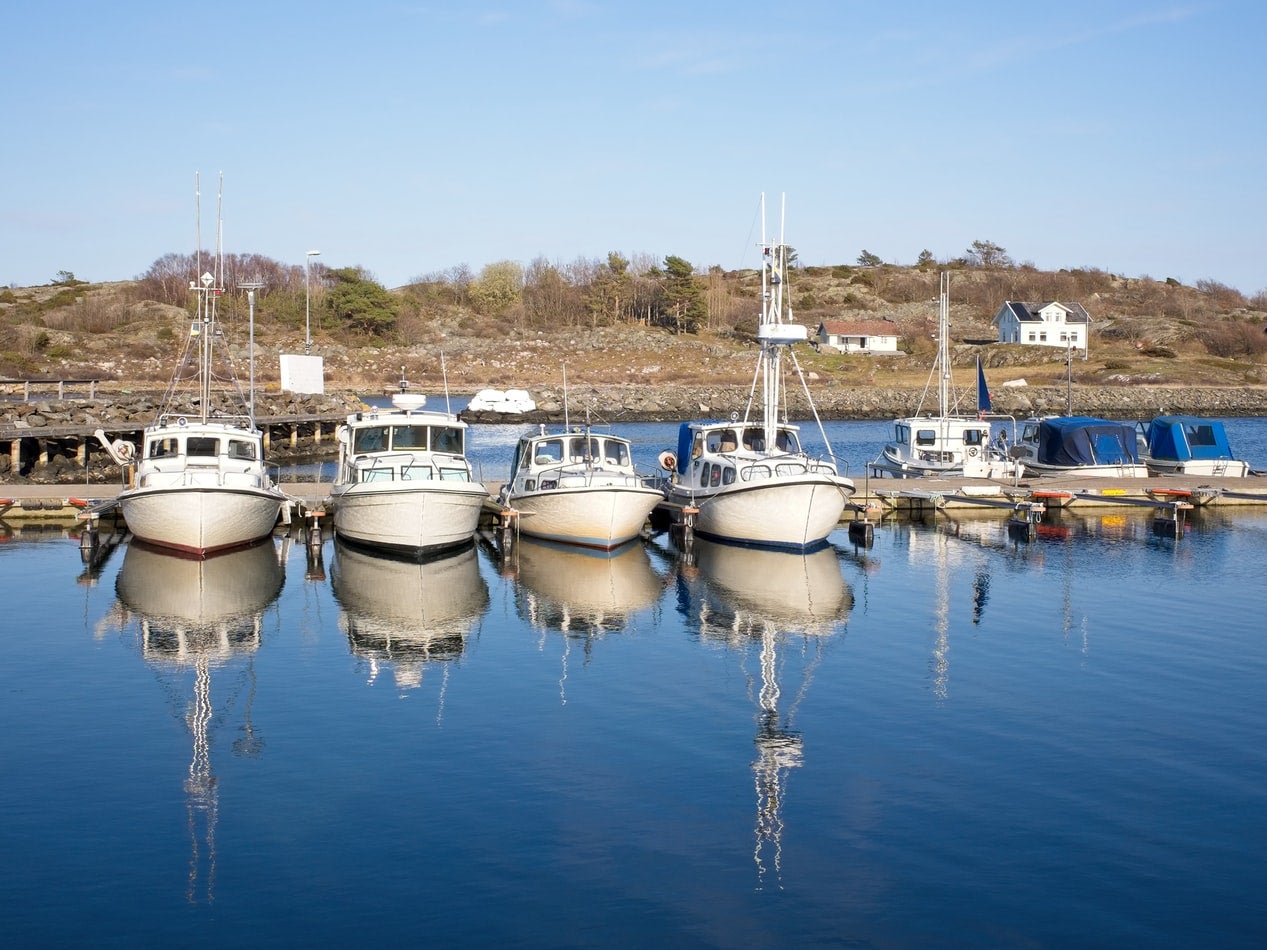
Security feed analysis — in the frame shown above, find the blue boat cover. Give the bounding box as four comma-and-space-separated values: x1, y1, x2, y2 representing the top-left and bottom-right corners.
1145, 416, 1235, 462
1037, 416, 1140, 466
676, 422, 696, 475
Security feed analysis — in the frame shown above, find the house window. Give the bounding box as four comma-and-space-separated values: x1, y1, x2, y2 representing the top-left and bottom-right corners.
1027, 332, 1037, 343
1039, 331, 1047, 342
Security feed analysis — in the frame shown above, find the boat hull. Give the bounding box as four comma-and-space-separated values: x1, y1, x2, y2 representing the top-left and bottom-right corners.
507, 484, 663, 549
118, 485, 285, 557
331, 481, 487, 556
1145, 458, 1250, 478
1020, 461, 1149, 478
670, 474, 852, 549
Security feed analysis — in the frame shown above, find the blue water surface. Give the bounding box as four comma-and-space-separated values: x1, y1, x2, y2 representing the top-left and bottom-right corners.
3, 419, 1267, 947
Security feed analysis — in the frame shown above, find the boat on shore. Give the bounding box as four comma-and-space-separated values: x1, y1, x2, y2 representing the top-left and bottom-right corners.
660, 195, 855, 549
1142, 416, 1252, 477
499, 423, 663, 549
330, 389, 488, 557
869, 273, 1020, 480
104, 175, 286, 557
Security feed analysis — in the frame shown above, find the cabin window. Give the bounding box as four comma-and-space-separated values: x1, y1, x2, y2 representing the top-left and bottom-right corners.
187, 437, 218, 457
964, 430, 985, 446
403, 463, 432, 480
691, 434, 704, 459
895, 423, 910, 443
709, 464, 722, 487
742, 428, 765, 451
433, 427, 464, 454
438, 467, 469, 482
775, 429, 799, 453
603, 440, 629, 466
353, 426, 388, 453
227, 439, 257, 460
1022, 423, 1038, 442
535, 439, 565, 464
149, 438, 179, 459
569, 436, 600, 462
915, 429, 937, 446
391, 425, 428, 450
1186, 424, 1218, 447
722, 466, 736, 485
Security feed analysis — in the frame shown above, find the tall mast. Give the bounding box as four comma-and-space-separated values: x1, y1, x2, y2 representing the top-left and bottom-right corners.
938, 271, 950, 416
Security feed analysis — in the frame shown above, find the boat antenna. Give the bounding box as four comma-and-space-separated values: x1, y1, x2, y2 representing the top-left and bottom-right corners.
562, 364, 570, 431
441, 351, 451, 413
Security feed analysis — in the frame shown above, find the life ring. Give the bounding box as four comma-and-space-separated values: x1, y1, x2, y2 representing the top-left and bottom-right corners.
177, 416, 187, 427
113, 439, 136, 462
658, 451, 677, 471
967, 446, 979, 458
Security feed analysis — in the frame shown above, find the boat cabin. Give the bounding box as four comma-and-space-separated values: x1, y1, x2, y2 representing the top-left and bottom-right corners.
338, 412, 473, 484
508, 431, 639, 493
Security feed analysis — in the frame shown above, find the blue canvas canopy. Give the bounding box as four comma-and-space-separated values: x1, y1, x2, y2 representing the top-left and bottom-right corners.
1036, 416, 1140, 466
1145, 416, 1236, 463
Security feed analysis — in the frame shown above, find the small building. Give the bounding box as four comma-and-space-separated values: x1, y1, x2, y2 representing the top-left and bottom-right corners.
992, 301, 1090, 350
816, 319, 901, 354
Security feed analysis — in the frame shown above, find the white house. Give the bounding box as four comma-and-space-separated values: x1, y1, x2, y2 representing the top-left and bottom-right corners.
992, 301, 1090, 350
816, 319, 901, 354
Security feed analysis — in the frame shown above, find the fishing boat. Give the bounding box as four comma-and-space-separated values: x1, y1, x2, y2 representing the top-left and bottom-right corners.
104, 175, 286, 557
660, 195, 855, 549
1012, 415, 1149, 477
1142, 415, 1251, 477
869, 273, 1020, 479
330, 388, 488, 556
498, 422, 663, 549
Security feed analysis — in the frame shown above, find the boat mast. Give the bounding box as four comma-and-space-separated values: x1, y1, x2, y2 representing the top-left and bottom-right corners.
938, 271, 950, 417
760, 193, 786, 452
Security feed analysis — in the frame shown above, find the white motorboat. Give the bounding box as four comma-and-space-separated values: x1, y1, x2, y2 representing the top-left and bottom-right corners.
499, 424, 663, 549
106, 175, 286, 557
330, 390, 488, 556
869, 273, 1020, 480
660, 195, 855, 549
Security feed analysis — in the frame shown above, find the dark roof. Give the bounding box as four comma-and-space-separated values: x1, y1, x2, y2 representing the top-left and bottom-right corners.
993, 301, 1091, 325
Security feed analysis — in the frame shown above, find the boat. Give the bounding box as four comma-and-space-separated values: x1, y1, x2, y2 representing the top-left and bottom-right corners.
329, 388, 488, 556
465, 388, 536, 414
1011, 415, 1149, 477
869, 273, 1020, 479
1142, 415, 1251, 477
660, 195, 855, 549
105, 175, 286, 557
498, 423, 664, 549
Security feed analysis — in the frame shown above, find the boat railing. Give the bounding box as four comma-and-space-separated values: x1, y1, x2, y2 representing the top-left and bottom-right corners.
352, 450, 476, 484
529, 460, 646, 490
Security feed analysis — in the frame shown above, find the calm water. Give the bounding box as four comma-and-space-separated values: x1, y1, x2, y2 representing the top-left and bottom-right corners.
3, 417, 1267, 947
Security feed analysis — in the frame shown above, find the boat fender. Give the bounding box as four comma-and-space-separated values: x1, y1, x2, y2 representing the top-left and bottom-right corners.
658, 451, 677, 471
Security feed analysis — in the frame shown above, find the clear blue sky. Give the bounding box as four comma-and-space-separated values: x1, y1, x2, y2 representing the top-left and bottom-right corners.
3, 1, 1264, 294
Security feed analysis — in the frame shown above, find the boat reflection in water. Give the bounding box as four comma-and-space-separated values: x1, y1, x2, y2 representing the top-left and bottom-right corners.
675, 537, 852, 890
108, 538, 285, 903
506, 537, 663, 701
330, 539, 489, 694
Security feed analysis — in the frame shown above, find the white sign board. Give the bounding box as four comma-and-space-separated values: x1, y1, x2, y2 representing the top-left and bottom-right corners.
280, 354, 325, 395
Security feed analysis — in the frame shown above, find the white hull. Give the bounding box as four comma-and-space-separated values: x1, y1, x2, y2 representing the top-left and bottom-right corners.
508, 484, 662, 549
119, 485, 284, 557
332, 481, 487, 555
1020, 461, 1149, 478
670, 474, 851, 549
1145, 458, 1250, 478
870, 433, 1020, 480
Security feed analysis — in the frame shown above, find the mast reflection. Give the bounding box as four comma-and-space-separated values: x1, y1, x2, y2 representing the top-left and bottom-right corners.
674, 538, 852, 889
330, 539, 489, 695
109, 539, 285, 904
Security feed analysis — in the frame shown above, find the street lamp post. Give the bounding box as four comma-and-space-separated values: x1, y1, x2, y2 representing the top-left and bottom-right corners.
240, 280, 264, 421
305, 250, 321, 354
